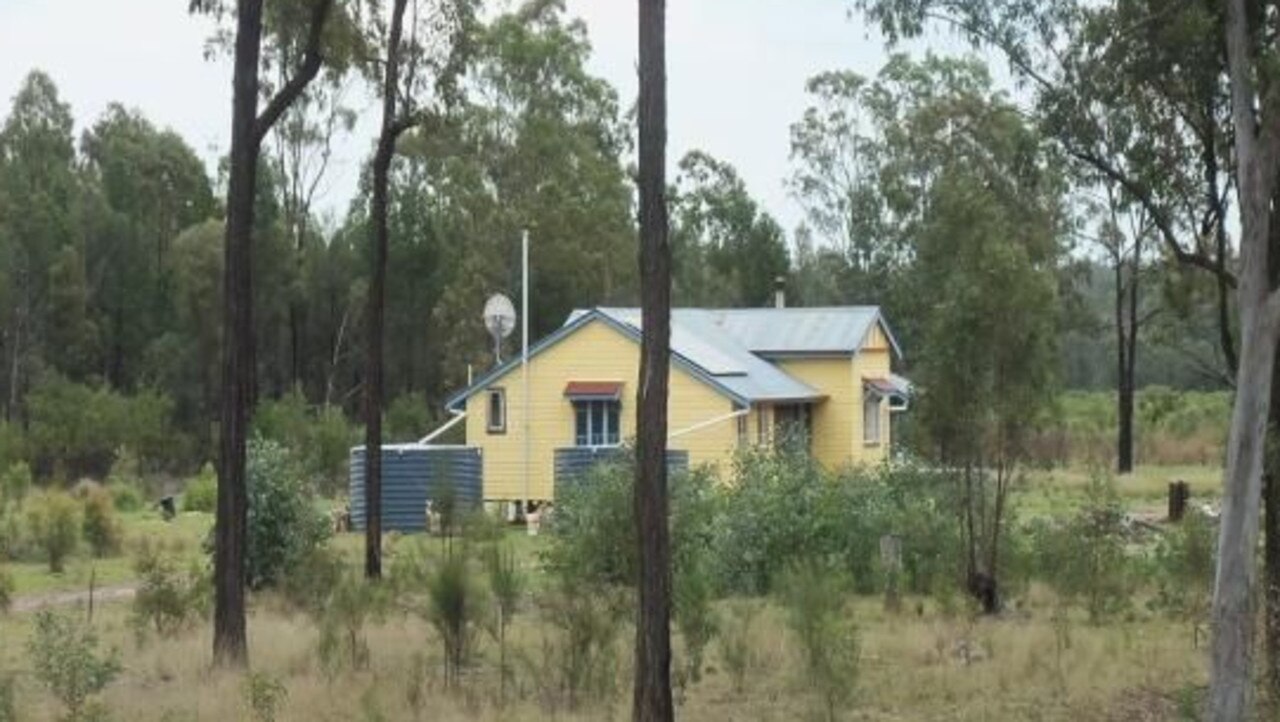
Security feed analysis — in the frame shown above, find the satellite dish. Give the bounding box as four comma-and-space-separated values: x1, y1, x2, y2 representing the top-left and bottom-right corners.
483, 293, 517, 364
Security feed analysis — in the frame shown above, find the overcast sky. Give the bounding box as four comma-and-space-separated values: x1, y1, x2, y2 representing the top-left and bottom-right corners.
0, 0, 974, 236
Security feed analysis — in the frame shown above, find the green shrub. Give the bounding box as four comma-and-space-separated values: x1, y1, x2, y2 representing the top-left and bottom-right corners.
0, 673, 15, 722
0, 421, 24, 475
82, 488, 122, 558
385, 393, 434, 443
106, 478, 144, 513
717, 600, 759, 695
424, 553, 487, 686
242, 671, 287, 722
28, 611, 121, 722
130, 542, 210, 639
0, 463, 31, 508
253, 392, 355, 496
243, 438, 330, 589
1149, 509, 1216, 643
484, 543, 524, 702
314, 568, 388, 675
0, 508, 24, 561
1033, 475, 1135, 621
674, 561, 717, 700
0, 566, 12, 614
777, 561, 860, 722
183, 464, 217, 513
26, 491, 81, 573
526, 583, 627, 711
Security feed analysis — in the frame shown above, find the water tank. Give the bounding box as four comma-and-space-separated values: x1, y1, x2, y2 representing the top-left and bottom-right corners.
348, 444, 482, 532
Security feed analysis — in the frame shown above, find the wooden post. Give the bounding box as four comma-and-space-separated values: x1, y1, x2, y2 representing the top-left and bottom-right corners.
1168, 481, 1190, 522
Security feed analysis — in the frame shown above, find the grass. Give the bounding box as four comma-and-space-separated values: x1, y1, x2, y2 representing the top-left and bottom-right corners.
1021, 464, 1221, 518
0, 587, 1207, 721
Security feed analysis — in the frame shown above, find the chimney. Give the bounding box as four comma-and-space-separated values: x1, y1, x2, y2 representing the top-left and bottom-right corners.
774, 276, 786, 309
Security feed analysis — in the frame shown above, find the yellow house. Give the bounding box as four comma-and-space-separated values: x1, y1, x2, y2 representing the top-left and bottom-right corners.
444, 306, 908, 502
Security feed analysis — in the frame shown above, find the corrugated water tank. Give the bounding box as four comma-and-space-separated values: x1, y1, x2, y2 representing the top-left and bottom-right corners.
348, 444, 482, 532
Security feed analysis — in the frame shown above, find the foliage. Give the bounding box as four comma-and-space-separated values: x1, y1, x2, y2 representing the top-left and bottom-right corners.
27, 611, 121, 722
673, 560, 717, 699
0, 462, 31, 508
182, 464, 217, 513
0, 508, 23, 561
526, 583, 628, 711
25, 491, 81, 573
130, 541, 210, 640
0, 565, 12, 613
424, 552, 487, 686
776, 561, 860, 721
241, 438, 331, 589
1033, 476, 1135, 621
252, 391, 354, 496
0, 673, 14, 722
484, 543, 524, 701
1149, 509, 1216, 635
242, 672, 287, 722
81, 487, 122, 558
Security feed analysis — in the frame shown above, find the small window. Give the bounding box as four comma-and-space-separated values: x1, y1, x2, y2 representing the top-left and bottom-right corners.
487, 388, 506, 434
863, 394, 881, 445
573, 399, 621, 447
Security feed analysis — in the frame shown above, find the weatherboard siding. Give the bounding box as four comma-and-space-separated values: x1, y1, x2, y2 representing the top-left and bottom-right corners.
464, 317, 739, 501
775, 357, 856, 468
852, 322, 893, 465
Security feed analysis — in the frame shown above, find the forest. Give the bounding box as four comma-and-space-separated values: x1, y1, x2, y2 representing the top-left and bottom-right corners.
4, 0, 1280, 720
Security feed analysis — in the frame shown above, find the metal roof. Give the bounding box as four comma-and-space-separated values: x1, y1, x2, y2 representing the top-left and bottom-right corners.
707, 306, 902, 357
588, 308, 823, 402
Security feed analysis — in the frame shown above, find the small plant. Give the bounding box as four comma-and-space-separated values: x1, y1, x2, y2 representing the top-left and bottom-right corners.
0, 673, 15, 722
0, 508, 23, 561
717, 599, 759, 695
27, 611, 121, 722
674, 564, 717, 701
82, 487, 122, 558
1034, 475, 1134, 622
425, 552, 486, 686
777, 561, 860, 722
182, 464, 217, 513
0, 565, 13, 613
130, 541, 210, 640
525, 584, 627, 711
25, 490, 81, 573
0, 462, 32, 508
1150, 508, 1216, 645
107, 480, 143, 513
484, 543, 524, 703
404, 651, 428, 720
315, 569, 387, 675
242, 672, 287, 722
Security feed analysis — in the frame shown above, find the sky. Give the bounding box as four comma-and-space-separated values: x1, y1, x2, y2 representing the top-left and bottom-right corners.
0, 0, 973, 236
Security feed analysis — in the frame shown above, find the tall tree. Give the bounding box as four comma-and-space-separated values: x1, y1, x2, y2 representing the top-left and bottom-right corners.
360, 0, 472, 579
633, 0, 673, 719
190, 0, 335, 666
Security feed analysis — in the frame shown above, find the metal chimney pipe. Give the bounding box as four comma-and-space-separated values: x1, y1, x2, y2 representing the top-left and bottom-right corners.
774, 276, 786, 308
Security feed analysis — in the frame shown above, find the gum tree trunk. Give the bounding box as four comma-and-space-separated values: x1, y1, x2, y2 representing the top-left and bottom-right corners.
633, 0, 673, 718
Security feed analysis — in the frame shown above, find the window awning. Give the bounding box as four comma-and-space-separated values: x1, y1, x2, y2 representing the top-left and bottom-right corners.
564, 381, 624, 401
864, 376, 911, 411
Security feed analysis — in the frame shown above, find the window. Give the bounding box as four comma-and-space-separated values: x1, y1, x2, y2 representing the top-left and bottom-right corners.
736, 412, 749, 447
574, 399, 621, 447
863, 394, 881, 445
486, 388, 506, 434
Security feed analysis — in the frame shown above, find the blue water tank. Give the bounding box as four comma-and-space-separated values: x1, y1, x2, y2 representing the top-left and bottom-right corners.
348, 444, 482, 532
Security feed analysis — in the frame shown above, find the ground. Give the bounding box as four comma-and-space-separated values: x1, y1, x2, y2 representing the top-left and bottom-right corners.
0, 464, 1220, 720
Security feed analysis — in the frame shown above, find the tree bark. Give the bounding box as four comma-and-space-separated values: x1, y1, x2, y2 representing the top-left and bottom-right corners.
364, 0, 410, 580
214, 0, 331, 666
213, 0, 267, 668
633, 0, 673, 719
1211, 1, 1280, 712
1116, 251, 1135, 474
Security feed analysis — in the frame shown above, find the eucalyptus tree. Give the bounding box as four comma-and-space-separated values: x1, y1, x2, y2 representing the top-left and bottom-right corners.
634, 0, 673, 718
189, 0, 341, 666
359, 0, 474, 579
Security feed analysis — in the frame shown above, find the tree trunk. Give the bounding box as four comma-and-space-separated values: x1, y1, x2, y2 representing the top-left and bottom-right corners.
1266, 385, 1280, 704
633, 0, 673, 719
213, 0, 266, 668
364, 0, 410, 580
1115, 252, 1134, 474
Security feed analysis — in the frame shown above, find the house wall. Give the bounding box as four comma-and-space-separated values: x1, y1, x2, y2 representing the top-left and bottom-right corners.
464, 318, 741, 501
774, 357, 856, 468
852, 322, 893, 465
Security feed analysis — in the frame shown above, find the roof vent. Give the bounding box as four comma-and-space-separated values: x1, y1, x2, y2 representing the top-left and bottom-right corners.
774, 276, 786, 309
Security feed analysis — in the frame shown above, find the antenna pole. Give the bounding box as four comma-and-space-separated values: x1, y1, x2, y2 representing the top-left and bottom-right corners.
521, 229, 530, 517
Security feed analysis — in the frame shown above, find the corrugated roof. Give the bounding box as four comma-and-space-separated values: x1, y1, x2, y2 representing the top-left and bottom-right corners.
707, 306, 901, 356
589, 308, 824, 402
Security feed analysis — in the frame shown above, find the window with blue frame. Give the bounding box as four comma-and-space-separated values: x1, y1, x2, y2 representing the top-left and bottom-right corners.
574, 399, 621, 447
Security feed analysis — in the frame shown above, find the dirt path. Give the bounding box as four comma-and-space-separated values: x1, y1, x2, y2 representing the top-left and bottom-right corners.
12, 584, 138, 613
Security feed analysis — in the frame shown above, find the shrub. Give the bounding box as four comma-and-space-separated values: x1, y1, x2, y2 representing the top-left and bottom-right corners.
1033, 475, 1135, 621
1150, 509, 1216, 643
27, 611, 121, 722
314, 568, 388, 676
674, 563, 717, 701
106, 478, 143, 513
0, 673, 14, 722
242, 672, 287, 722
526, 583, 627, 711
0, 508, 24, 561
82, 488, 122, 558
0, 421, 24, 475
130, 542, 210, 639
484, 543, 524, 702
243, 438, 330, 589
0, 462, 31, 508
253, 392, 355, 496
182, 464, 217, 513
777, 561, 860, 722
0, 566, 12, 613
424, 553, 487, 686
717, 600, 759, 695
25, 491, 81, 573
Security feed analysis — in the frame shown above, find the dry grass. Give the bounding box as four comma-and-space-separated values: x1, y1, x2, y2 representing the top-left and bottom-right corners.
0, 588, 1206, 721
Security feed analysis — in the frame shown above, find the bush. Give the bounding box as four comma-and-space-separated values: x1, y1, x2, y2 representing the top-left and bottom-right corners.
82, 488, 122, 558
26, 491, 81, 573
1032, 475, 1135, 621
484, 543, 524, 702
27, 611, 121, 722
242, 671, 287, 722
0, 421, 24, 475
777, 561, 860, 722
253, 392, 355, 496
182, 464, 217, 513
243, 438, 330, 589
0, 673, 14, 722
1149, 509, 1216, 642
717, 600, 760, 695
314, 568, 388, 675
0, 508, 24, 561
0, 566, 12, 613
424, 553, 487, 686
130, 542, 210, 640
0, 463, 31, 508
526, 583, 627, 711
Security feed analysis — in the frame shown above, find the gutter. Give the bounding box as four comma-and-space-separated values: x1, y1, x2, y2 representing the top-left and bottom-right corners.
668, 407, 750, 440
418, 409, 467, 445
